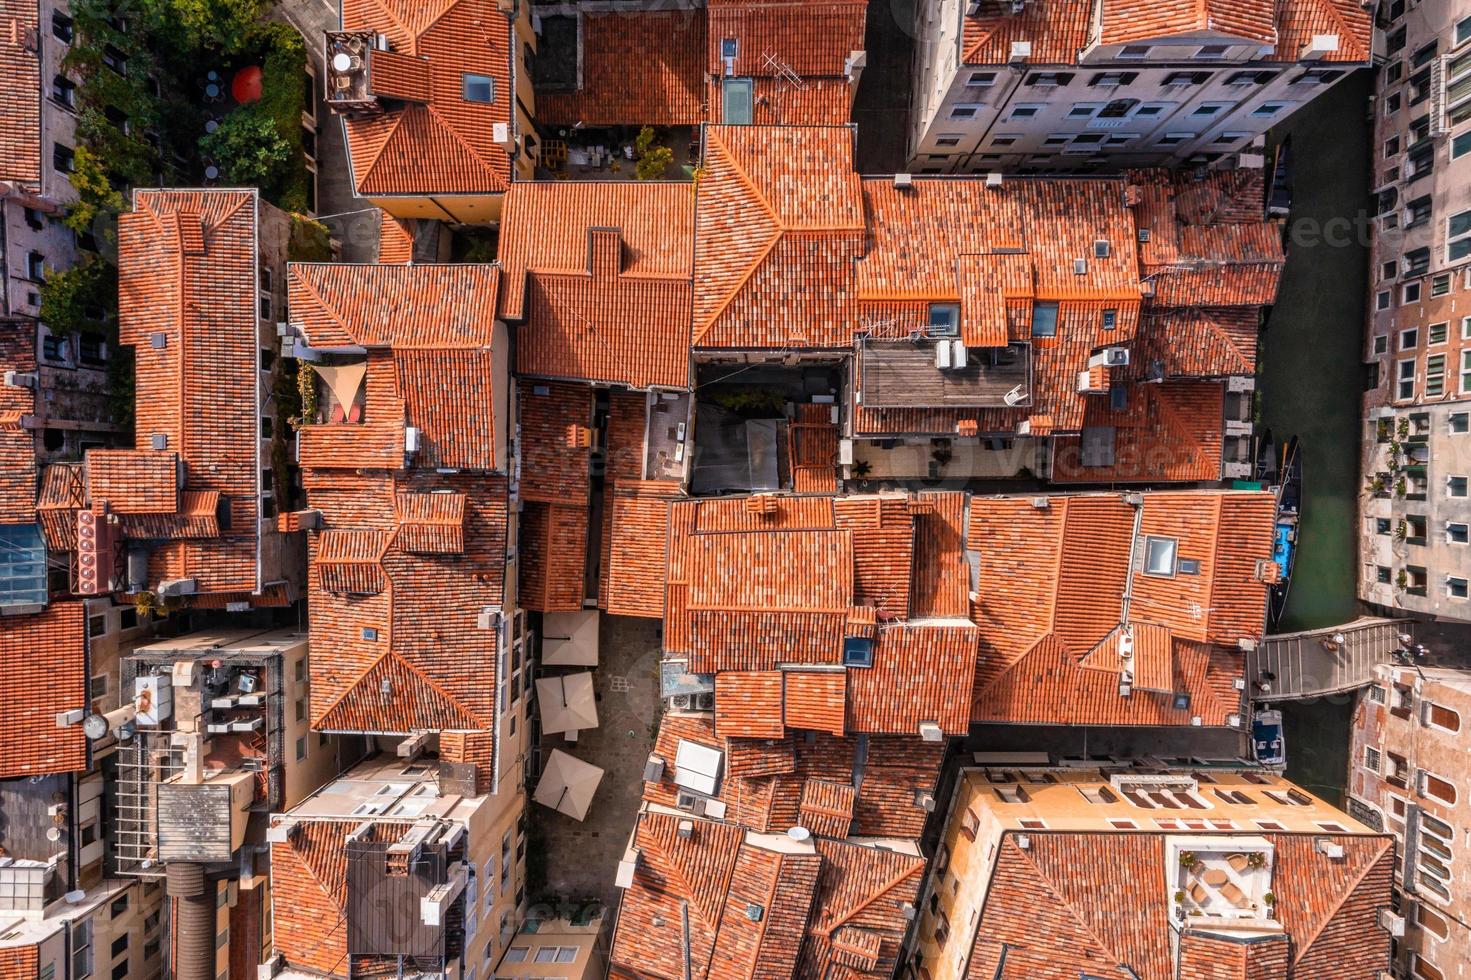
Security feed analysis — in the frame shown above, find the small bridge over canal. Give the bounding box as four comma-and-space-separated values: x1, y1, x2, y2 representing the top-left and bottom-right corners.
1247, 617, 1411, 700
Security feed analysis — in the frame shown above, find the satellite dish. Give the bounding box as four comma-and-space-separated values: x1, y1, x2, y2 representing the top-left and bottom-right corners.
46, 827, 63, 842
787, 826, 811, 842
83, 714, 109, 740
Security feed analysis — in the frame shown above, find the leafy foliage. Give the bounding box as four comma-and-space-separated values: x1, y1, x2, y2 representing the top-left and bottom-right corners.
201, 106, 293, 186
634, 125, 673, 181
61, 147, 126, 239
39, 255, 116, 339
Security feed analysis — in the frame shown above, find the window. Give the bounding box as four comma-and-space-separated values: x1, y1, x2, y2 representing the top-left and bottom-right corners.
1416, 903, 1450, 941
1448, 523, 1468, 544
1431, 275, 1451, 298
928, 304, 959, 337
1398, 359, 1416, 399
1157, 132, 1194, 146
950, 104, 981, 120
73, 919, 93, 979
295, 736, 306, 761
1430, 322, 1449, 346
1418, 769, 1457, 805
966, 71, 997, 87
1449, 476, 1468, 497
1101, 309, 1117, 330
1401, 328, 1419, 350
1195, 44, 1230, 59
1117, 44, 1152, 58
1376, 565, 1392, 583
1007, 104, 1043, 120
959, 806, 981, 840
1163, 71, 1211, 86
1423, 701, 1461, 732
53, 143, 74, 173
1027, 71, 1073, 87
1376, 291, 1391, 311
532, 946, 577, 964
1190, 102, 1229, 117
723, 78, 754, 124
1090, 71, 1137, 87
1448, 210, 1471, 263
1030, 302, 1058, 338
1403, 281, 1422, 305
1368, 684, 1387, 704
52, 75, 76, 109
1461, 350, 1471, 392
720, 37, 737, 59
1385, 91, 1402, 114
502, 947, 528, 963
26, 252, 45, 281
1108, 818, 1137, 829
1455, 131, 1471, 160
1252, 102, 1287, 117
935, 134, 962, 147
1426, 354, 1446, 396
53, 11, 73, 42
1364, 746, 1381, 773
461, 73, 494, 103
1143, 536, 1177, 576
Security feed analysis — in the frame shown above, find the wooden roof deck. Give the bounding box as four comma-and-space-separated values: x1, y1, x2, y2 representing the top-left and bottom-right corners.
858, 338, 1029, 409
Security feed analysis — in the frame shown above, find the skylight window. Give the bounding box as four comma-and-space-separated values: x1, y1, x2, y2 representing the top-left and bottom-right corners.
1031, 302, 1059, 338
462, 73, 494, 104
928, 304, 960, 337
1143, 536, 1178, 576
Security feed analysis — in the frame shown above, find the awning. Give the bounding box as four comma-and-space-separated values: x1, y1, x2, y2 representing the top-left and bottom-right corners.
533, 749, 605, 821
542, 610, 599, 666
536, 672, 599, 736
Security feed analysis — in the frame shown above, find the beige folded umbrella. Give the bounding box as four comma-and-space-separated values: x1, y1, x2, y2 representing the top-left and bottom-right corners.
536, 672, 599, 735
533, 749, 604, 821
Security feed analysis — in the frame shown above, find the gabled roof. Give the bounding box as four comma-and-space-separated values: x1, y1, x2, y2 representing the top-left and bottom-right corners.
0, 317, 38, 524
290, 263, 500, 349
603, 479, 682, 619
0, 0, 40, 184
535, 9, 704, 126
963, 0, 1090, 65
496, 183, 696, 390
300, 469, 507, 735
1099, 0, 1277, 46
967, 831, 1393, 980
967, 490, 1275, 725
1050, 380, 1226, 483
1, 602, 88, 777
693, 126, 864, 348
706, 0, 867, 79
109, 189, 266, 596
338, 0, 513, 196
517, 380, 594, 613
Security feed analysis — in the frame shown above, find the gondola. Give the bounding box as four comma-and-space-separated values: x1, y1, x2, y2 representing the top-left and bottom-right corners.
1267, 435, 1301, 629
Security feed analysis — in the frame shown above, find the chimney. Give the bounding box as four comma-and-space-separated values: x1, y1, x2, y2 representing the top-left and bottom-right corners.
587, 228, 624, 280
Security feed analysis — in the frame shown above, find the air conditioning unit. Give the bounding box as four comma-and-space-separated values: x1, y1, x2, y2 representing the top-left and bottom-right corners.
157, 577, 197, 598
951, 340, 968, 368
1300, 33, 1339, 60
915, 790, 936, 812
1009, 41, 1031, 62
476, 607, 501, 631
643, 754, 666, 782
492, 122, 510, 145
893, 172, 913, 190
3, 370, 37, 388
936, 340, 952, 370
669, 693, 693, 711
918, 721, 944, 742
405, 427, 421, 453
695, 692, 715, 711
1088, 346, 1130, 368
986, 172, 1003, 188
1316, 838, 1345, 858
1030, 497, 1050, 509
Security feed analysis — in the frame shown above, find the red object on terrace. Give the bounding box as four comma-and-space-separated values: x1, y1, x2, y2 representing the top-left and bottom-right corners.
232, 65, 263, 104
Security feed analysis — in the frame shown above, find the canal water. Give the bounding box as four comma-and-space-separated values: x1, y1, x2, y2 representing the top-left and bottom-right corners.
1258, 70, 1376, 806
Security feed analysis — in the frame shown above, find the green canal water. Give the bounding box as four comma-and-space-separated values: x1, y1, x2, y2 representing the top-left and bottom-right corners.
1258, 71, 1376, 807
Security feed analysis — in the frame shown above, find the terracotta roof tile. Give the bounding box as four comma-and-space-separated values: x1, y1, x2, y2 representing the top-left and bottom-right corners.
396, 349, 499, 469
705, 76, 855, 126
1051, 380, 1226, 484
518, 501, 587, 613
340, 0, 512, 196
706, 0, 867, 78
289, 263, 500, 349
784, 670, 848, 736
603, 479, 681, 619
798, 779, 857, 838
0, 0, 39, 184
963, 0, 1090, 65
517, 379, 592, 503
0, 602, 88, 777
848, 625, 978, 735
36, 462, 85, 551
377, 212, 415, 263
967, 491, 1273, 726
499, 182, 695, 321
832, 495, 914, 616
694, 126, 864, 348
394, 490, 465, 554
789, 403, 840, 493
1099, 0, 1277, 46
716, 671, 786, 739
1274, 0, 1372, 62
536, 10, 704, 126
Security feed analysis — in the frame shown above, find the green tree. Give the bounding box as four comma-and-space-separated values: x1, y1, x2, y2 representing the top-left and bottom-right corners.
61, 146, 126, 238
39, 256, 116, 339
200, 106, 293, 187
634, 126, 673, 181
142, 0, 267, 55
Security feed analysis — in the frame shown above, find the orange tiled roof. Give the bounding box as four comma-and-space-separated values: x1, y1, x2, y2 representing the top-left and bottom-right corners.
705, 0, 867, 79
290, 263, 500, 349
705, 76, 854, 126
0, 317, 38, 524
1099, 0, 1277, 46
967, 831, 1393, 979
0, 0, 39, 184
518, 225, 693, 390
967, 490, 1275, 726
536, 10, 704, 126
339, 0, 513, 196
1, 602, 88, 777
37, 462, 85, 551
609, 807, 925, 980
377, 212, 414, 263
693, 126, 864, 348
1051, 380, 1226, 484
499, 182, 695, 321
962, 0, 1368, 65
603, 479, 681, 619
111, 189, 265, 596
302, 469, 507, 735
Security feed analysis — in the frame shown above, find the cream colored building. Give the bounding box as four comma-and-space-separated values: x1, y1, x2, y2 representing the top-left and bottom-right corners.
492, 913, 604, 980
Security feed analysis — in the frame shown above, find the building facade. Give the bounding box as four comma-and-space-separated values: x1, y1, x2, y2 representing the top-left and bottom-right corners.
908, 0, 1371, 174
1360, 0, 1471, 619
1348, 664, 1471, 980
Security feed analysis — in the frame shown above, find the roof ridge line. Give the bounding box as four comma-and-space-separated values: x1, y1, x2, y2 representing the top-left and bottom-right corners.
355, 112, 408, 192
311, 649, 393, 730
1291, 836, 1392, 966
692, 233, 784, 342
425, 103, 509, 192
291, 265, 357, 348
1014, 837, 1138, 972
812, 856, 921, 938
384, 650, 493, 729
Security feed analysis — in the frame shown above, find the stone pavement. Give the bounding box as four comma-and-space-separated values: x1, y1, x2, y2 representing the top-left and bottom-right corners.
535, 614, 663, 913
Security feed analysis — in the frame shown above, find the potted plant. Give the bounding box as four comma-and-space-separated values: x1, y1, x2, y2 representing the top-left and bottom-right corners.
1179, 851, 1198, 869
1247, 852, 1266, 869
1173, 890, 1186, 904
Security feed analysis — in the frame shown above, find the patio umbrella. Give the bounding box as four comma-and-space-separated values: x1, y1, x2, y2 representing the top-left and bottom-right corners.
542, 610, 599, 666
533, 750, 604, 821
536, 672, 599, 735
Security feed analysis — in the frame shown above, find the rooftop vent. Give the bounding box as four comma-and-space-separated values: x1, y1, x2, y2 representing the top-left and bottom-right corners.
986, 172, 1004, 189
744, 903, 765, 922
1009, 40, 1032, 62
893, 172, 914, 190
